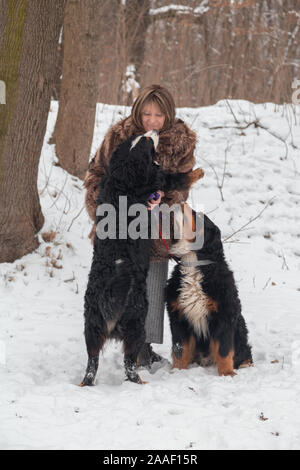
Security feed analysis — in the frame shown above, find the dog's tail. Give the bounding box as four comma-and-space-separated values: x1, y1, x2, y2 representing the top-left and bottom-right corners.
164, 167, 204, 193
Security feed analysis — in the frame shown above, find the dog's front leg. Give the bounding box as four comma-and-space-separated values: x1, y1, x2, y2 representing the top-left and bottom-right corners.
167, 300, 196, 369
171, 336, 196, 370
210, 328, 236, 377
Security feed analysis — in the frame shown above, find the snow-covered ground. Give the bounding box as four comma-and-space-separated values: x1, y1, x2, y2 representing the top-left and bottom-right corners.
0, 100, 300, 450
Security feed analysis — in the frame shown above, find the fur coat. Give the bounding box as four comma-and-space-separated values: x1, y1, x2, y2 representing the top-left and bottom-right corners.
84, 115, 197, 262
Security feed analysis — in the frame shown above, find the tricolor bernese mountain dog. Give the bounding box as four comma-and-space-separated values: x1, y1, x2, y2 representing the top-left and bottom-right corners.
80, 132, 203, 386
166, 203, 253, 376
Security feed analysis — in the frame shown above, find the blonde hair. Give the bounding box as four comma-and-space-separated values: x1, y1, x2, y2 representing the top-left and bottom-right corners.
131, 84, 176, 132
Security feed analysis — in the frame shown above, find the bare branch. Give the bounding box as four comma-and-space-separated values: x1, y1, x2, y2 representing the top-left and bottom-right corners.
67, 205, 85, 232
222, 197, 275, 243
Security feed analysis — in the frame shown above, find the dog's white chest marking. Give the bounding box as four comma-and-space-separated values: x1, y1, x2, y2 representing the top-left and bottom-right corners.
171, 241, 210, 339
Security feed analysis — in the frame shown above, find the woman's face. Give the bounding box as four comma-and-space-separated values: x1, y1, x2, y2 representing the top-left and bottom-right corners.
141, 102, 165, 133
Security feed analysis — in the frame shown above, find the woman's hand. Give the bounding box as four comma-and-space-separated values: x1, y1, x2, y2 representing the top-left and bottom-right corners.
147, 190, 165, 210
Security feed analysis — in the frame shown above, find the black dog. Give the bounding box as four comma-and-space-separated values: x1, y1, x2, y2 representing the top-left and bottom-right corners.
166, 204, 253, 376
80, 131, 203, 386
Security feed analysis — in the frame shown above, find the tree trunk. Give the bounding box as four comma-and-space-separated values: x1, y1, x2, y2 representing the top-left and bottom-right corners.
51, 28, 64, 101
126, 0, 150, 81
116, 0, 150, 105
52, 0, 102, 180
0, 0, 65, 263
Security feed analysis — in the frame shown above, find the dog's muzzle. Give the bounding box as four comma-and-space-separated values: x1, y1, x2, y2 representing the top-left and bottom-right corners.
130, 129, 159, 151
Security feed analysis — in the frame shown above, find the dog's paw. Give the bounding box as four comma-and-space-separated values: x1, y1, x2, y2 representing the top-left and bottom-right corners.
125, 374, 147, 385
238, 360, 254, 369
79, 375, 95, 387
218, 369, 237, 377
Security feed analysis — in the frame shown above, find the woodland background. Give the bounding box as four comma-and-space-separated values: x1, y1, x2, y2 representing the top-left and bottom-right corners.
1, 1, 300, 450
0, 0, 300, 263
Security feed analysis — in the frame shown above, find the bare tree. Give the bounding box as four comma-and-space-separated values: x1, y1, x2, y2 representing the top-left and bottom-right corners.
51, 28, 64, 101
0, 0, 65, 263
52, 0, 103, 180
122, 0, 150, 103
95, 0, 151, 105
77, 0, 300, 106
143, 0, 300, 106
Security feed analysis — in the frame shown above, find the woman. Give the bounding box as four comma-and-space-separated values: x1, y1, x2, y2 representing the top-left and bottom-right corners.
84, 84, 197, 369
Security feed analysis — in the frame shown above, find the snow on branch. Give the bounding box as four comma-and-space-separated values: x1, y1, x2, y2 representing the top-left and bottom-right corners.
149, 1, 209, 21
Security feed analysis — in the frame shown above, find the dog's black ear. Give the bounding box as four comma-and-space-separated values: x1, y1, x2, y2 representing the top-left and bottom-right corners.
108, 138, 134, 182
203, 215, 222, 257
